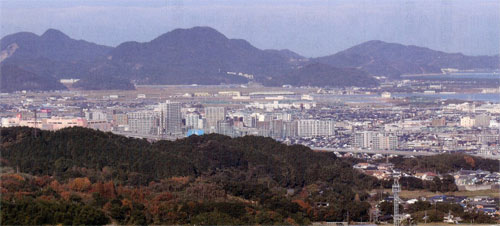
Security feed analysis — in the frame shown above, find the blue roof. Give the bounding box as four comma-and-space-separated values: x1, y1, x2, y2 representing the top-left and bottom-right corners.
481, 208, 496, 213
430, 195, 447, 199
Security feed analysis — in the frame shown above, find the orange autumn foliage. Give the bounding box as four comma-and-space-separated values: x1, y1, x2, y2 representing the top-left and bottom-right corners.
90, 181, 116, 199
60, 191, 71, 200
15, 191, 32, 199
464, 156, 476, 167
69, 177, 91, 192
154, 192, 174, 202
49, 180, 62, 192
103, 181, 117, 199
245, 206, 256, 215
169, 176, 190, 184
187, 201, 197, 209
292, 199, 311, 209
1, 174, 25, 182
90, 182, 105, 194
298, 189, 309, 199
1, 178, 22, 191
34, 176, 51, 187
122, 199, 132, 209
103, 202, 112, 212
129, 188, 148, 203
286, 217, 297, 225
37, 195, 55, 201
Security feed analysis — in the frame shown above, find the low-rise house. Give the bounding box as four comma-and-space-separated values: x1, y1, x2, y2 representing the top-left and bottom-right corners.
415, 172, 437, 181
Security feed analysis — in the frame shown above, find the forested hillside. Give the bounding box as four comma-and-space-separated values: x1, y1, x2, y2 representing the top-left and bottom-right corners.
388, 154, 499, 173
0, 127, 377, 225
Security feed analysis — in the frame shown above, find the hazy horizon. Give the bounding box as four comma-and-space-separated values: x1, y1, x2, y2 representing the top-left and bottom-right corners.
1, 0, 499, 57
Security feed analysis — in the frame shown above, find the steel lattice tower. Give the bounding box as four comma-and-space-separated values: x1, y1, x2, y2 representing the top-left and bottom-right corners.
392, 174, 401, 226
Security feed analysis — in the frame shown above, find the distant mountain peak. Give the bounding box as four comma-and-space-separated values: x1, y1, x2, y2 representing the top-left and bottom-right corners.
315, 39, 499, 78
363, 40, 386, 44
185, 26, 221, 33
178, 26, 224, 35
349, 40, 402, 50
152, 26, 228, 44
41, 28, 70, 41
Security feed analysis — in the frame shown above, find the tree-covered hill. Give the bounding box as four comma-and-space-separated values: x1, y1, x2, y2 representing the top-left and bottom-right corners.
266, 63, 379, 87
0, 127, 376, 189
388, 154, 499, 174
0, 126, 377, 224
0, 64, 67, 92
314, 40, 500, 78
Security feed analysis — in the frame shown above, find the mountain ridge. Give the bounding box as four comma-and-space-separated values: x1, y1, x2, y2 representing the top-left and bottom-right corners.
1, 27, 498, 92
314, 40, 500, 78
102, 26, 294, 85
268, 63, 379, 87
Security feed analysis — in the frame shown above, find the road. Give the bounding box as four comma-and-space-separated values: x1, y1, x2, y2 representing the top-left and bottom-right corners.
311, 147, 500, 160
310, 147, 436, 156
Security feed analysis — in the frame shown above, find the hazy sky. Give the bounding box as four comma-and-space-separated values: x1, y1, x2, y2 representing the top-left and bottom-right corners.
1, 0, 499, 57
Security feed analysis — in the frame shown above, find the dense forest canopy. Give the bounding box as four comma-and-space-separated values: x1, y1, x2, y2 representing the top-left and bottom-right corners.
1, 127, 376, 224
1, 127, 498, 225
0, 127, 376, 189
388, 154, 499, 173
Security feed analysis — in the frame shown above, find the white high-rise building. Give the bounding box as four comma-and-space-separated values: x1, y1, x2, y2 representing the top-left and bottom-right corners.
474, 114, 491, 128
85, 111, 107, 121
216, 119, 234, 137
353, 131, 398, 150
372, 134, 398, 150
185, 113, 203, 130
127, 111, 159, 135
242, 114, 257, 128
460, 116, 475, 128
353, 131, 374, 148
159, 101, 182, 135
297, 119, 335, 137
205, 107, 226, 131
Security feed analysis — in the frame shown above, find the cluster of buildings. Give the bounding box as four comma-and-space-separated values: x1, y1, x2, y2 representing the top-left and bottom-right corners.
352, 131, 398, 150
124, 101, 183, 135
2, 75, 499, 224
114, 100, 336, 139
1, 110, 104, 131
355, 162, 500, 219
2, 91, 500, 159
379, 194, 499, 221
354, 161, 500, 191
452, 170, 500, 190
1, 78, 500, 159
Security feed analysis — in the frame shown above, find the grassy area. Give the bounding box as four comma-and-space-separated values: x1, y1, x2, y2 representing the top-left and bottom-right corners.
375, 189, 500, 199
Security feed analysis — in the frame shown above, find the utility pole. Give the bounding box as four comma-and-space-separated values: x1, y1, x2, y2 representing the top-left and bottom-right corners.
392, 174, 401, 226
374, 208, 379, 224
